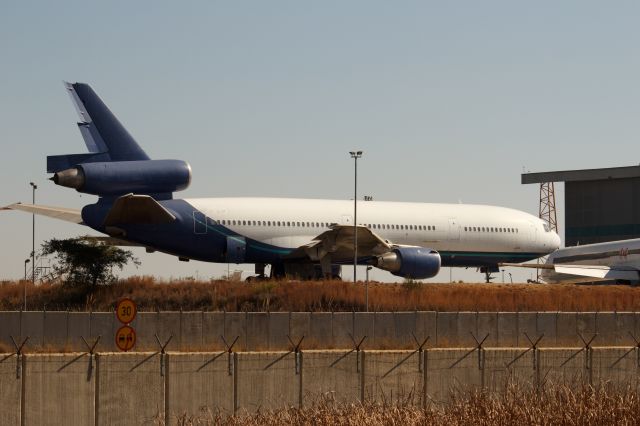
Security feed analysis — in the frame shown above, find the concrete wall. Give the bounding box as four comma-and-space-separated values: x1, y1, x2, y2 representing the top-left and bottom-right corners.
96, 352, 164, 426
166, 352, 234, 424
3, 311, 640, 352
0, 353, 20, 425
236, 351, 300, 412
23, 353, 94, 426
301, 350, 361, 404
0, 347, 640, 422
425, 348, 483, 404
363, 350, 424, 406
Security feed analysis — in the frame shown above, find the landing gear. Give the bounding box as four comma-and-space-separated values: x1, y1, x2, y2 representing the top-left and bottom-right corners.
245, 275, 267, 282
245, 263, 269, 282
266, 262, 342, 280
480, 266, 499, 283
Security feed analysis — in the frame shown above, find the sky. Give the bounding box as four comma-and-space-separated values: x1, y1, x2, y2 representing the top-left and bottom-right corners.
1, 1, 639, 283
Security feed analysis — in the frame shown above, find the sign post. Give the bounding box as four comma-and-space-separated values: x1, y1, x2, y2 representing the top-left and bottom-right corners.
115, 298, 137, 352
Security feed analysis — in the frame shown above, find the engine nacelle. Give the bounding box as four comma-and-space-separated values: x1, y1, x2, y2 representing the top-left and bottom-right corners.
376, 247, 441, 279
51, 159, 191, 196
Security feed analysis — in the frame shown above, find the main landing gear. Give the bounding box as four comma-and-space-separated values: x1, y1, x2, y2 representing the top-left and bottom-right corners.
479, 266, 499, 283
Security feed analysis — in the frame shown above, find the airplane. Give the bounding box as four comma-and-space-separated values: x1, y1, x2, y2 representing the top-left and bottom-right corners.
503, 238, 640, 284
1, 82, 561, 282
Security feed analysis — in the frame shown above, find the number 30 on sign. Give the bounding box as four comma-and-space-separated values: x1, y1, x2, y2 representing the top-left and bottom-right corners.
116, 298, 137, 324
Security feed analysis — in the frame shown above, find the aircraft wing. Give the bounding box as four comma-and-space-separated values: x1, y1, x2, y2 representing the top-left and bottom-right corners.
500, 262, 554, 269
79, 236, 145, 247
1, 203, 84, 224
500, 262, 640, 281
553, 264, 640, 281
290, 225, 392, 262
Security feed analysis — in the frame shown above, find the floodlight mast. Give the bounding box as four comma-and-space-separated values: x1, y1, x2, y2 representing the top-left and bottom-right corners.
349, 151, 363, 303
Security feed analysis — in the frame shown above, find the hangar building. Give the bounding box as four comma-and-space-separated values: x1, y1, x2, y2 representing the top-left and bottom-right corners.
522, 165, 640, 246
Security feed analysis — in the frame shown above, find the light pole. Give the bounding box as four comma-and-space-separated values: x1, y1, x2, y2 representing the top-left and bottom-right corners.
23, 259, 30, 310
29, 182, 37, 285
349, 151, 364, 308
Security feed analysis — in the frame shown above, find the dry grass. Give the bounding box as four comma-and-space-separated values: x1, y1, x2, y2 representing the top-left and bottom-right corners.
2, 276, 640, 312
159, 383, 640, 425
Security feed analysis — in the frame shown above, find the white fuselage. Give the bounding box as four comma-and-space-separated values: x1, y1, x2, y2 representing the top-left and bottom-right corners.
187, 197, 560, 261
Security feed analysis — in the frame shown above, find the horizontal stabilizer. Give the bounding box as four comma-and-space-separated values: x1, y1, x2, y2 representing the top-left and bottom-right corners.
1, 203, 83, 224
103, 194, 176, 226
47, 152, 110, 173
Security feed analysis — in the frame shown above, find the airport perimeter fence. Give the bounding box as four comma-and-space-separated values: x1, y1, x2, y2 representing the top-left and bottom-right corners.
2, 310, 640, 352
2, 340, 640, 425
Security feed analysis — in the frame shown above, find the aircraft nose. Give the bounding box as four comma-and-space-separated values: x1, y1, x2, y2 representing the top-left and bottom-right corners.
551, 232, 561, 249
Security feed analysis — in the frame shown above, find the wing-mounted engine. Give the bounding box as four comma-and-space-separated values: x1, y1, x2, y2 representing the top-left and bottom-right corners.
51, 159, 192, 196
376, 247, 441, 279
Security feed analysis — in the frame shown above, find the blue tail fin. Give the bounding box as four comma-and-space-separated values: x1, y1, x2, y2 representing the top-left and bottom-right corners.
47, 82, 150, 172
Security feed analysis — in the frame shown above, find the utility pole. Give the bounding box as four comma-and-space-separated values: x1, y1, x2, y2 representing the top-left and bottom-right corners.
29, 182, 37, 285
23, 259, 30, 310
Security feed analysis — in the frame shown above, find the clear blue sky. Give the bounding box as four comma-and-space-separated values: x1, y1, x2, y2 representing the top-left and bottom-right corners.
1, 1, 639, 282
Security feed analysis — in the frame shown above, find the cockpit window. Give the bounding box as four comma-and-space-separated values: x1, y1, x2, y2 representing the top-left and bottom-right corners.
543, 223, 550, 232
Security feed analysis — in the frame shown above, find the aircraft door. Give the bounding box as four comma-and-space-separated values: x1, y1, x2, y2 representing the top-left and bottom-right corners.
193, 211, 207, 234
529, 223, 537, 242
226, 236, 246, 264
448, 218, 460, 240
341, 215, 353, 226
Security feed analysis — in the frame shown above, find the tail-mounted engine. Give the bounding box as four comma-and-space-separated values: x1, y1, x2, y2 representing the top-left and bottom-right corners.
51, 159, 191, 196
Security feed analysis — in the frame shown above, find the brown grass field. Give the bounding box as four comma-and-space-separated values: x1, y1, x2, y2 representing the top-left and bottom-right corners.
163, 384, 640, 425
2, 276, 640, 312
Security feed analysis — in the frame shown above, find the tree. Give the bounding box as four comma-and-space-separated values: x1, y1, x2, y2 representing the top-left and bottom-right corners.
41, 237, 140, 287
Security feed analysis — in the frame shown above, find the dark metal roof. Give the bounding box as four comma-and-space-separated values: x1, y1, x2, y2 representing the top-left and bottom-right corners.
522, 165, 640, 184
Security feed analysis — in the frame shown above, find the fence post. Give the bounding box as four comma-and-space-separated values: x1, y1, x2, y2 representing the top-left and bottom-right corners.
233, 352, 238, 414
80, 335, 101, 381
285, 335, 304, 408
346, 333, 367, 402
578, 332, 597, 386
469, 332, 489, 389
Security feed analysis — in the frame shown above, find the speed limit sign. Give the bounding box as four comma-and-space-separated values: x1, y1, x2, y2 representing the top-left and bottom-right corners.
116, 298, 137, 324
